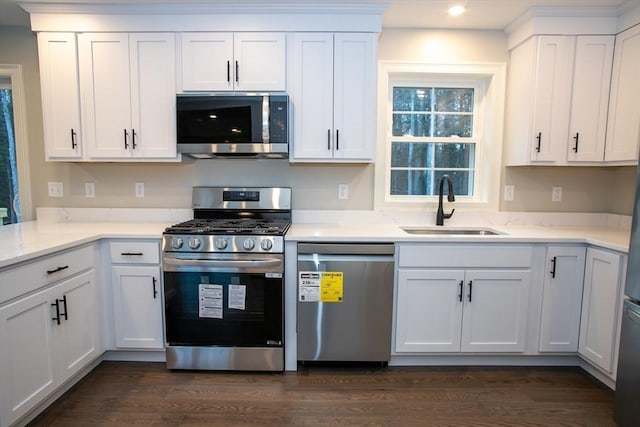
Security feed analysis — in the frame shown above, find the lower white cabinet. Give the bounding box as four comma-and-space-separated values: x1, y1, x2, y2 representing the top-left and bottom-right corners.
0, 270, 99, 426
109, 240, 163, 349
578, 247, 625, 374
395, 244, 532, 354
539, 246, 586, 352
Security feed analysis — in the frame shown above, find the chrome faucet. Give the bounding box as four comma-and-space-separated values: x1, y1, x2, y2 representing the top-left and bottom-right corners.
436, 175, 455, 226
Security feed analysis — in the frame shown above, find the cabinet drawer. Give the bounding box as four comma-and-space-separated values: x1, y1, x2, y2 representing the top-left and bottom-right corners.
398, 244, 532, 268
0, 244, 95, 304
109, 241, 159, 264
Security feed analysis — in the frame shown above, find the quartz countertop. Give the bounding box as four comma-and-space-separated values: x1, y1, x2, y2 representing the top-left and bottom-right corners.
0, 217, 631, 270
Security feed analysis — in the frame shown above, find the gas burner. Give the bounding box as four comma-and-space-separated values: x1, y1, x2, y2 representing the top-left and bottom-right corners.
165, 218, 290, 235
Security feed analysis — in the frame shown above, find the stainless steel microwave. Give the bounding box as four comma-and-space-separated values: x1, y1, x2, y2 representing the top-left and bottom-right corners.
176, 94, 289, 159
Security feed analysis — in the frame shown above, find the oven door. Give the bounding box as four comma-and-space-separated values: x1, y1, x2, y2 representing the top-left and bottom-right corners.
162, 252, 284, 349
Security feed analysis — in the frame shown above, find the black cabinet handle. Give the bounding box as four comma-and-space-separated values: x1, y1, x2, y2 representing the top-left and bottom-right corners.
121, 252, 144, 256
59, 295, 68, 321
47, 265, 69, 275
573, 133, 579, 152
336, 129, 340, 151
535, 132, 542, 153
235, 60, 239, 83
467, 280, 473, 302
132, 129, 137, 149
52, 300, 61, 325
550, 256, 557, 278
226, 60, 230, 83
152, 277, 158, 299
458, 280, 463, 302
327, 129, 331, 150
124, 129, 129, 149
71, 129, 77, 149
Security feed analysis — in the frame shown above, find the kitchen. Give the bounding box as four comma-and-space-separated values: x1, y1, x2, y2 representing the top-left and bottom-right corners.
0, 0, 639, 425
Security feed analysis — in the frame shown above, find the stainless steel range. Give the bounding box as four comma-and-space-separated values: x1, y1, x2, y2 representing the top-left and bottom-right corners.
161, 187, 291, 371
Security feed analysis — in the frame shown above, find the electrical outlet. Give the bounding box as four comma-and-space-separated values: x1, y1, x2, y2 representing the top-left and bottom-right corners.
504, 185, 514, 202
85, 182, 95, 198
552, 186, 563, 202
47, 182, 63, 197
338, 184, 349, 200
135, 182, 145, 198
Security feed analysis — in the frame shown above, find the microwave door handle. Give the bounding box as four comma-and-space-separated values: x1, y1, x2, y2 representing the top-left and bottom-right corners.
262, 95, 270, 143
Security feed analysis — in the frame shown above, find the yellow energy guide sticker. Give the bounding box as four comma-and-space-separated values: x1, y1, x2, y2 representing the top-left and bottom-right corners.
320, 272, 343, 302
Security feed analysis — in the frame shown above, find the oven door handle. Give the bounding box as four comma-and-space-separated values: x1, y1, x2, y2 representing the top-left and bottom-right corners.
163, 257, 283, 270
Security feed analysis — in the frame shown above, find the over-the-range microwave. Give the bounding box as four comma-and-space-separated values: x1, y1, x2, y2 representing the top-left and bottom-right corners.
176, 94, 289, 159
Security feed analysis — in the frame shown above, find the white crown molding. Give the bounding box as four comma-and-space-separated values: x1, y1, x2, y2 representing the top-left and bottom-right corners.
618, 0, 640, 31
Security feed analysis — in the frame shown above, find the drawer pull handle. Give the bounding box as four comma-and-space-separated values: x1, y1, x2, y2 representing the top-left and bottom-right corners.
152, 277, 158, 299
52, 300, 61, 325
59, 295, 68, 321
550, 256, 557, 278
47, 265, 69, 275
121, 252, 144, 256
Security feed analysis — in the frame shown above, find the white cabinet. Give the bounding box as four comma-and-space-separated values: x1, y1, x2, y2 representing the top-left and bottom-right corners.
504, 35, 613, 165
78, 33, 177, 160
179, 32, 286, 92
395, 245, 532, 354
37, 32, 83, 160
0, 245, 100, 427
109, 241, 163, 349
289, 33, 377, 162
539, 246, 586, 352
605, 24, 640, 163
579, 247, 624, 374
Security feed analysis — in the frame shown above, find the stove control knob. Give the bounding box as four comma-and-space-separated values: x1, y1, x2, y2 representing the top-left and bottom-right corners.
188, 237, 202, 250
260, 239, 273, 251
214, 238, 228, 250
171, 237, 184, 249
243, 238, 255, 251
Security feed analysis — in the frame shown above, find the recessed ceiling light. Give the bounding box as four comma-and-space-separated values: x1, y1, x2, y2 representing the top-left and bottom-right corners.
448, 5, 466, 17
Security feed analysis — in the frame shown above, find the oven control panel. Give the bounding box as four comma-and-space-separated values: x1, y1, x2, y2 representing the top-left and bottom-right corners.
162, 235, 284, 254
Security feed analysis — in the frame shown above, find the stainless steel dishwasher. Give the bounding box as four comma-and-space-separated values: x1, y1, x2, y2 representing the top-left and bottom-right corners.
297, 243, 395, 363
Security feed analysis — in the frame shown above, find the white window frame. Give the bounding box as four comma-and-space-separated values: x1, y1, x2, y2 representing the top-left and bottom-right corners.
0, 65, 33, 221
375, 62, 506, 212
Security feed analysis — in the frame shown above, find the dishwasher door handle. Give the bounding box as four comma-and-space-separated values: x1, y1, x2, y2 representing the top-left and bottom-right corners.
297, 254, 394, 263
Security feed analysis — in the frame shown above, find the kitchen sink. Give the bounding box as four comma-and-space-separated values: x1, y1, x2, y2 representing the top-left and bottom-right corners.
401, 227, 504, 236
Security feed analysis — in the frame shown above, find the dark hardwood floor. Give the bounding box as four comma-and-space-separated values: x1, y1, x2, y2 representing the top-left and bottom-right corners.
28, 362, 616, 426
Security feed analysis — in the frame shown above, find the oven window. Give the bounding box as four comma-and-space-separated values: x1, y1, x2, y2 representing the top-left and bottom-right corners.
164, 271, 283, 347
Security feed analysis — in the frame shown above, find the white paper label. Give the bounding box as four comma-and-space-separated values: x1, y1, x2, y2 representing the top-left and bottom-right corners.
298, 272, 321, 302
199, 284, 223, 319
228, 284, 246, 310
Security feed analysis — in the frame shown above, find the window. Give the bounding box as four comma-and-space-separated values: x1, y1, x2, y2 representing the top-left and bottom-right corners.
0, 65, 32, 224
375, 62, 506, 210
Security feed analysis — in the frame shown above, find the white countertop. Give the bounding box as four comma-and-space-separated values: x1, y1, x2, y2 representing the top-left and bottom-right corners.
0, 211, 631, 270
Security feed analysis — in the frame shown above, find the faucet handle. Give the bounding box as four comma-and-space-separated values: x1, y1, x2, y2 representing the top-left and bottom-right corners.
444, 208, 455, 219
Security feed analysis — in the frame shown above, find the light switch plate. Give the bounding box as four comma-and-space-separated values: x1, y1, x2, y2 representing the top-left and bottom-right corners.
338, 184, 349, 200
47, 182, 63, 197
135, 182, 144, 198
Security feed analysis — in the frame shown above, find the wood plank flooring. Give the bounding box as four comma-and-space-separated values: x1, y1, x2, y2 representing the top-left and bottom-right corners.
28, 362, 616, 426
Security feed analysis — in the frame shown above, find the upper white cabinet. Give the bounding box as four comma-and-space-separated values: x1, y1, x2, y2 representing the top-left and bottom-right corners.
179, 32, 286, 92
78, 32, 177, 160
289, 33, 377, 162
539, 246, 586, 352
605, 24, 640, 163
37, 32, 83, 160
504, 35, 614, 165
579, 247, 625, 375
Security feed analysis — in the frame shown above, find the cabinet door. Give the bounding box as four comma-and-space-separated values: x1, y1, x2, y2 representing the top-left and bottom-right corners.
332, 33, 376, 161
56, 270, 101, 381
605, 25, 640, 163
460, 270, 530, 352
395, 269, 464, 352
37, 32, 82, 160
290, 33, 334, 161
0, 287, 58, 427
567, 36, 614, 163
539, 246, 586, 352
129, 33, 177, 158
234, 33, 286, 91
180, 32, 233, 91
579, 247, 622, 373
531, 36, 572, 163
78, 33, 132, 159
111, 266, 163, 349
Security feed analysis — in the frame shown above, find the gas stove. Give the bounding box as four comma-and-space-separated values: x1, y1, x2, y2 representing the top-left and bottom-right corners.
162, 187, 292, 254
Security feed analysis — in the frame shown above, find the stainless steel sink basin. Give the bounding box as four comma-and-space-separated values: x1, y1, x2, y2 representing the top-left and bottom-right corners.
401, 227, 504, 236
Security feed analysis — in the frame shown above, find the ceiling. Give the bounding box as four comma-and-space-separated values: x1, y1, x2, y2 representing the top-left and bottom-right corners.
0, 0, 629, 29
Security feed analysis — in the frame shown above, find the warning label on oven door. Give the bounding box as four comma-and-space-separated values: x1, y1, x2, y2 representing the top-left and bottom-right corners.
199, 284, 223, 319
298, 272, 344, 303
